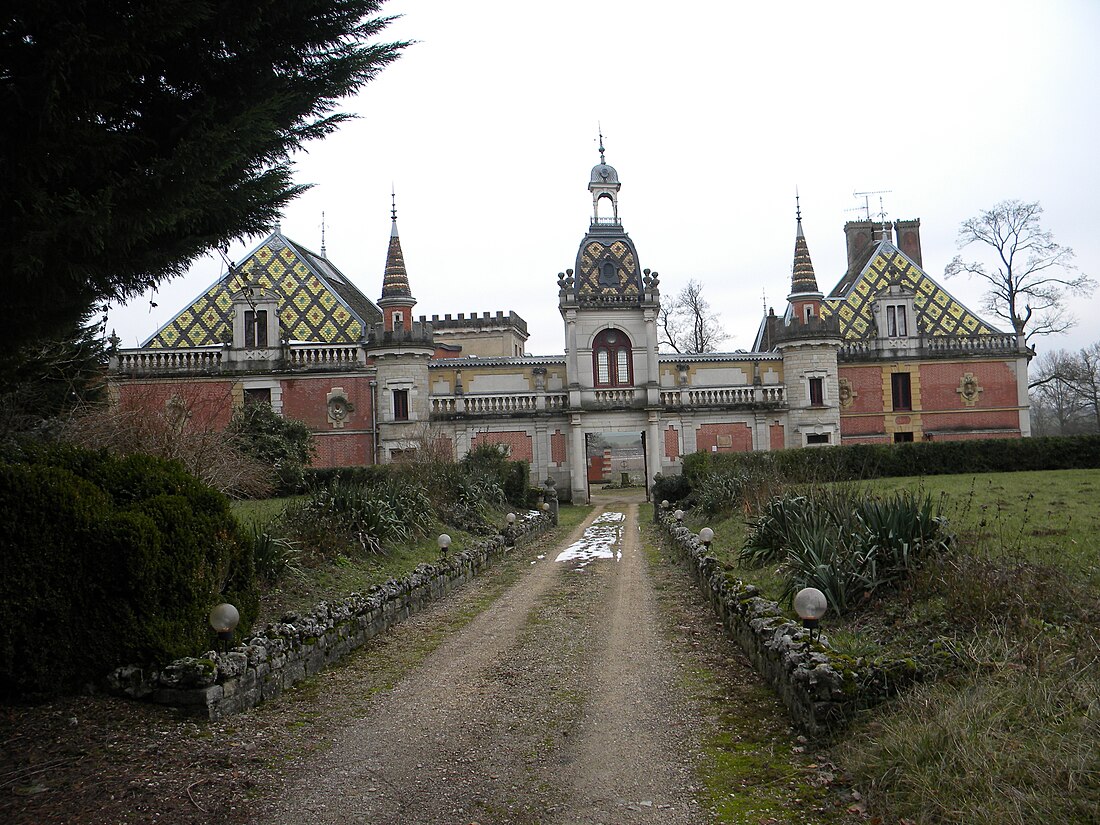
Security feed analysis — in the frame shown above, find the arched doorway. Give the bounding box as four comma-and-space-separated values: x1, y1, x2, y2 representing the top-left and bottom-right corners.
584, 430, 649, 501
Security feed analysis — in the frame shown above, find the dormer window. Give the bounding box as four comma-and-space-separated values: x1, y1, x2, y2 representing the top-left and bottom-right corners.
593, 328, 632, 387
599, 260, 618, 287
245, 310, 268, 347
886, 305, 908, 337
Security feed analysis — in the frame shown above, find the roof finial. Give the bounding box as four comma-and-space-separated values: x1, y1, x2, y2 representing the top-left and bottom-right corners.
795, 185, 802, 222
389, 186, 399, 238
597, 123, 606, 164
320, 210, 327, 257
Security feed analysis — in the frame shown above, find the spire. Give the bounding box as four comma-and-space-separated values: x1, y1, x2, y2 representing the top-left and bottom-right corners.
790, 192, 819, 295
380, 191, 412, 300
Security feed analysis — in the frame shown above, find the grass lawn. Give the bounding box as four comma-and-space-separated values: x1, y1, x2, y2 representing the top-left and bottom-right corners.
866, 468, 1100, 581
678, 468, 1100, 604
667, 467, 1100, 824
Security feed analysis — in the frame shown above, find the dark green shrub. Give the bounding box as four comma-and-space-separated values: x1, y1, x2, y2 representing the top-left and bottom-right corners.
0, 448, 257, 700
652, 472, 692, 505
461, 443, 530, 506
227, 402, 315, 494
305, 464, 389, 489
683, 434, 1100, 488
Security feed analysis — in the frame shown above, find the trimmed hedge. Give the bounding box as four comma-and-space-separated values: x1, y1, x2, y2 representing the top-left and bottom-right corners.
0, 447, 258, 700
683, 435, 1100, 488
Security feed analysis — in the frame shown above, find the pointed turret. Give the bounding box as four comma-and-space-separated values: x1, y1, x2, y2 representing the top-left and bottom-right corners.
787, 194, 824, 324
378, 194, 415, 332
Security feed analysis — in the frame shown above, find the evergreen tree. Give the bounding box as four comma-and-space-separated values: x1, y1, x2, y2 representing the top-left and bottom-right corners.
1, 0, 406, 344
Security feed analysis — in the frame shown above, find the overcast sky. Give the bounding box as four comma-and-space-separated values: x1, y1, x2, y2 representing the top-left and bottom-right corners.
109, 0, 1100, 362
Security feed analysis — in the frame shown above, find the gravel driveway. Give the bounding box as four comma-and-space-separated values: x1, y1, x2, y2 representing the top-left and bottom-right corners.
258, 494, 704, 824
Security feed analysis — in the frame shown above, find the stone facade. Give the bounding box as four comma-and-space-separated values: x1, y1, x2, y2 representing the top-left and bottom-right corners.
107, 151, 1031, 501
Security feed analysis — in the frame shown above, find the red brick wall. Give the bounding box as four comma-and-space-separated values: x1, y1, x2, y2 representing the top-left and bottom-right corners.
281, 376, 374, 430
550, 429, 566, 465
114, 380, 236, 430
664, 425, 680, 460
839, 365, 884, 414
842, 415, 887, 436
471, 430, 533, 461
923, 411, 1021, 435
841, 435, 891, 444
770, 423, 785, 450
313, 433, 373, 467
696, 423, 753, 453
917, 360, 1019, 410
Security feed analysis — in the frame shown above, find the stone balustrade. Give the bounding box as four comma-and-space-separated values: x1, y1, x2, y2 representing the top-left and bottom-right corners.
112, 346, 226, 375
285, 344, 365, 368
430, 392, 570, 416
840, 333, 1024, 361
658, 385, 786, 408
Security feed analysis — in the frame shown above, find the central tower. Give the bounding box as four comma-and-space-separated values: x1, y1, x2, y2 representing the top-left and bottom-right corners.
558, 137, 663, 504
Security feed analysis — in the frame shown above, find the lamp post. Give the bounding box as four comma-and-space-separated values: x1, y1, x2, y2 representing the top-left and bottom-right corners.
793, 587, 828, 649
437, 533, 452, 561
504, 512, 517, 547
208, 603, 240, 653
698, 527, 714, 550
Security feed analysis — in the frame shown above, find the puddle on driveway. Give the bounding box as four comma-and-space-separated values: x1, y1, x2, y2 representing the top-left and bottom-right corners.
555, 511, 625, 568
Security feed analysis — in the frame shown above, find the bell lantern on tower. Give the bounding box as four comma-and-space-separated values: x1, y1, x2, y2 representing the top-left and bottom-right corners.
572, 136, 643, 303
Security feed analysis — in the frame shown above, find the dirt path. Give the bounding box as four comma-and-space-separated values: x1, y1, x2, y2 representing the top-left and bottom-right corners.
258, 494, 702, 825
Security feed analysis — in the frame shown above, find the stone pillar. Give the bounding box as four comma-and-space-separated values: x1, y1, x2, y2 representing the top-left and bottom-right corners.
533, 420, 549, 482
646, 410, 661, 501
569, 414, 587, 504
644, 308, 661, 405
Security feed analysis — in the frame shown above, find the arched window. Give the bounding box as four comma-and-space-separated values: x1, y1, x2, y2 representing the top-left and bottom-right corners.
592, 328, 632, 387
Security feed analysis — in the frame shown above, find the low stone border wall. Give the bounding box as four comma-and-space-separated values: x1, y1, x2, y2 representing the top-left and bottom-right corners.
107, 513, 551, 720
657, 514, 920, 739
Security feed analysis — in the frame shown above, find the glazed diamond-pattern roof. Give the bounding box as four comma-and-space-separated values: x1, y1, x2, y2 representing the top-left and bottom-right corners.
576, 236, 641, 300
820, 243, 998, 340
145, 232, 381, 348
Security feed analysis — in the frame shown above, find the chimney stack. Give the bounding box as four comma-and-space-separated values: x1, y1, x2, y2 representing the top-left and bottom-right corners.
844, 220, 875, 274
894, 219, 922, 267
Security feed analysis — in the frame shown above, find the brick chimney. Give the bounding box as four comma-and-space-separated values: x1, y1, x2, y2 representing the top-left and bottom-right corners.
893, 219, 922, 267
844, 220, 875, 273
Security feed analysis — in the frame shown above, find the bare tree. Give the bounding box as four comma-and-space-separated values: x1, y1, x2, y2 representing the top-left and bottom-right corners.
1028, 349, 1087, 435
657, 279, 728, 353
1074, 342, 1100, 433
945, 200, 1094, 342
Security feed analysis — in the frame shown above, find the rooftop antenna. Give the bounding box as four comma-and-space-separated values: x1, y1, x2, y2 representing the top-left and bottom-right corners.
320, 210, 327, 257
875, 195, 891, 241
851, 189, 892, 221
